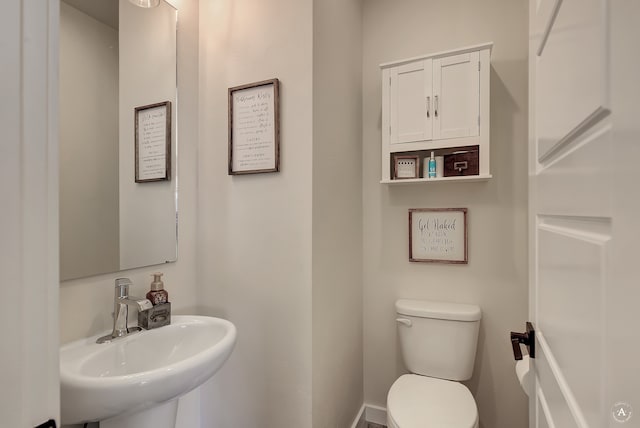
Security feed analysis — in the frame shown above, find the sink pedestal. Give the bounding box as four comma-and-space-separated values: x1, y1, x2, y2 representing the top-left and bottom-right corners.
101, 400, 178, 428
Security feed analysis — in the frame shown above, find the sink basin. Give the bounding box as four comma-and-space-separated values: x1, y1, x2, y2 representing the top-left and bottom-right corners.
60, 315, 236, 426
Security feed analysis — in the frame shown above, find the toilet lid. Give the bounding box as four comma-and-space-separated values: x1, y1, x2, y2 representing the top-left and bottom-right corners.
388, 374, 478, 428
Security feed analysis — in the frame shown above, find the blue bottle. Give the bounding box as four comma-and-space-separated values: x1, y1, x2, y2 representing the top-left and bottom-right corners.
428, 151, 436, 178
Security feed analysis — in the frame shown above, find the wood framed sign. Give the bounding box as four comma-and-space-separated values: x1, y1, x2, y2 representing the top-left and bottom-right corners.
394, 154, 420, 179
228, 78, 280, 175
135, 101, 171, 183
409, 208, 468, 264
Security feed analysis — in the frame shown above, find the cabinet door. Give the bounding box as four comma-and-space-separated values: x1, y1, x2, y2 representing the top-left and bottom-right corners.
433, 51, 480, 140
390, 59, 432, 144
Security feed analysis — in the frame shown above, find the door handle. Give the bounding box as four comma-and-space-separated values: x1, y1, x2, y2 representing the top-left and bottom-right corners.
434, 95, 439, 118
510, 322, 535, 360
426, 96, 430, 118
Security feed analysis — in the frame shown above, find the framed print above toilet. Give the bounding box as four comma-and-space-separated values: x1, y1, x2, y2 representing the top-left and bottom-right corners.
409, 208, 468, 264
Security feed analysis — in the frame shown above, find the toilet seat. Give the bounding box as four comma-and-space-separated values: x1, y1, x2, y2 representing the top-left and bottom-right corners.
387, 374, 478, 428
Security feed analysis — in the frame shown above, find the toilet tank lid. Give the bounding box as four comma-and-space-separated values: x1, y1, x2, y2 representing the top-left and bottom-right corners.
396, 299, 481, 321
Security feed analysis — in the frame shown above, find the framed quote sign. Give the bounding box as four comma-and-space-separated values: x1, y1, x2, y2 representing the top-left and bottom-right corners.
228, 78, 280, 175
408, 208, 468, 264
135, 101, 171, 183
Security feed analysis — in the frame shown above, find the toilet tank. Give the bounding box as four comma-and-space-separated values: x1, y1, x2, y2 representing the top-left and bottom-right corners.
396, 299, 481, 381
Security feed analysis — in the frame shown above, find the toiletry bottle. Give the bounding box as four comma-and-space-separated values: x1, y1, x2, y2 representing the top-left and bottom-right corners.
435, 155, 444, 178
146, 272, 168, 305
428, 151, 437, 178
423, 157, 430, 178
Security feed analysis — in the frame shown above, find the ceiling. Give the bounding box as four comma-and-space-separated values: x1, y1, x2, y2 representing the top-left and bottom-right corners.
62, 0, 118, 30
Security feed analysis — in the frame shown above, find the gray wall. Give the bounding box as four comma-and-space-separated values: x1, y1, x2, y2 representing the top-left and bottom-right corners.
197, 0, 314, 426
197, 0, 367, 425
59, 2, 119, 280
312, 0, 363, 426
362, 1, 530, 427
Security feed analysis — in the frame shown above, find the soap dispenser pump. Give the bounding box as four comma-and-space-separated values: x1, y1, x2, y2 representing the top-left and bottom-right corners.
146, 272, 168, 305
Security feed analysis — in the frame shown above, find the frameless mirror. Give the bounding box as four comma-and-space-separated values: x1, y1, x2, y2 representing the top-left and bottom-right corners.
59, 0, 177, 281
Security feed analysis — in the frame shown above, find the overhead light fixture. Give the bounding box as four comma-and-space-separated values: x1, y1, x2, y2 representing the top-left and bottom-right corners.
128, 0, 160, 8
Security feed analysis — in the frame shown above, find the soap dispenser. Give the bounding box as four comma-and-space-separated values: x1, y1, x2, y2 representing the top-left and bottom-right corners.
146, 272, 169, 305
139, 273, 171, 330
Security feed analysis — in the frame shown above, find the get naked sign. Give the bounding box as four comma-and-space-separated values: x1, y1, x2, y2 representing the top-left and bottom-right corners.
409, 208, 468, 264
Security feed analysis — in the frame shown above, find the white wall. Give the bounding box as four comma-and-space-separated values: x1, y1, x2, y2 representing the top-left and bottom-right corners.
197, 0, 314, 426
362, 1, 529, 427
59, 3, 120, 280
311, 0, 364, 427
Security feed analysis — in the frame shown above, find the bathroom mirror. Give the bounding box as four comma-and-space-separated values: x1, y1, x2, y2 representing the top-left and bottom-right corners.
59, 0, 178, 281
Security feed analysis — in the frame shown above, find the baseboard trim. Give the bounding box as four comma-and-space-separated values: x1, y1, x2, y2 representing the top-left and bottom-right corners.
365, 404, 387, 425
349, 403, 388, 428
350, 404, 366, 428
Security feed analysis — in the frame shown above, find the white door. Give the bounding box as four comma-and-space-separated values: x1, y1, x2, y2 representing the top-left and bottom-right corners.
528, 0, 640, 427
432, 51, 479, 140
0, 0, 60, 427
389, 59, 433, 145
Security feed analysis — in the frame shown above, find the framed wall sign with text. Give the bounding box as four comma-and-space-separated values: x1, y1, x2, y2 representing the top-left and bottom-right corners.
409, 208, 468, 264
135, 101, 171, 183
228, 79, 280, 175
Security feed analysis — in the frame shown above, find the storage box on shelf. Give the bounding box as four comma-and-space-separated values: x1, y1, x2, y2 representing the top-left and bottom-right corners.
380, 43, 492, 184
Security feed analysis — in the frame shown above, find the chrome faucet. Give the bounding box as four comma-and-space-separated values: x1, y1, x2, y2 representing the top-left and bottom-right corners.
96, 278, 153, 344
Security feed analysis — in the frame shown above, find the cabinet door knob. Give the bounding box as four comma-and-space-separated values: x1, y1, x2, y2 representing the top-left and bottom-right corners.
426, 96, 430, 118
434, 95, 439, 118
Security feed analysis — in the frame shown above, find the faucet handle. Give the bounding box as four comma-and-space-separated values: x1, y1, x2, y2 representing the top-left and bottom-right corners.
115, 278, 133, 298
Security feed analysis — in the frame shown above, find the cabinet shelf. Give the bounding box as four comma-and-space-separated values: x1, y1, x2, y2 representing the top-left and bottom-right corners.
380, 174, 492, 185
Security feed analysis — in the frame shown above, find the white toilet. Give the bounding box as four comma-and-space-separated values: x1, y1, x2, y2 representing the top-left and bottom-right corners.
387, 299, 482, 428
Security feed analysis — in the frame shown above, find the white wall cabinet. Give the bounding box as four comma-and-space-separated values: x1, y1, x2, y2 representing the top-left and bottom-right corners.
381, 43, 492, 183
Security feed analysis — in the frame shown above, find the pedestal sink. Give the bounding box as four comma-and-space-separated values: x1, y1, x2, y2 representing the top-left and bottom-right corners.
60, 315, 236, 428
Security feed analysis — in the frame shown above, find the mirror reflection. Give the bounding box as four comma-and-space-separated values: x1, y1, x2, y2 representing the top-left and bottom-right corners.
59, 0, 178, 281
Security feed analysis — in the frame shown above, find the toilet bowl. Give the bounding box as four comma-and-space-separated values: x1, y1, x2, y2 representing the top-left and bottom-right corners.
387, 375, 478, 428
387, 300, 482, 428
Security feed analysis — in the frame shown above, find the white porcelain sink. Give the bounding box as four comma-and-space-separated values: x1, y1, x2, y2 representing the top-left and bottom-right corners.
60, 315, 236, 427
